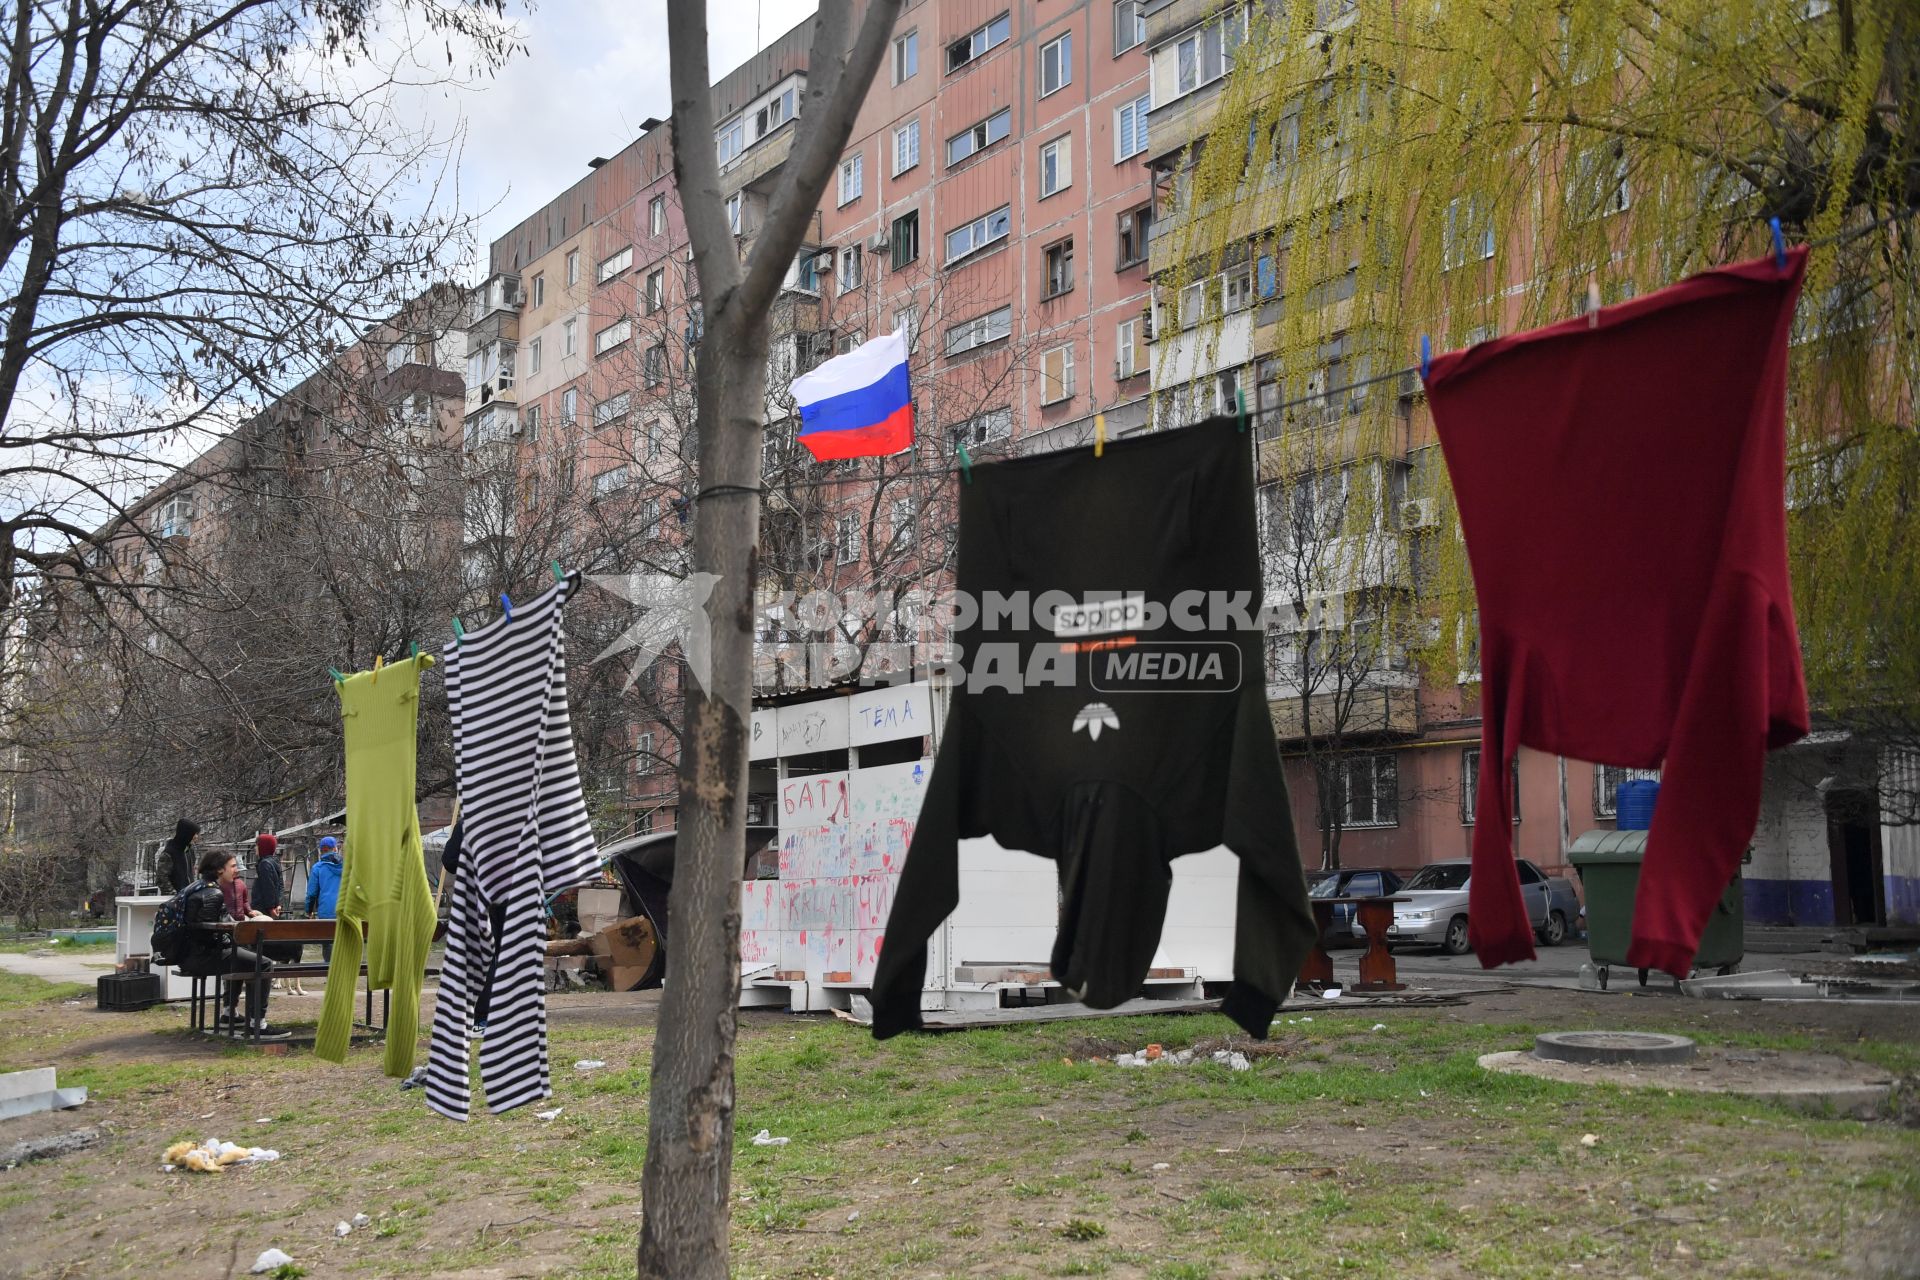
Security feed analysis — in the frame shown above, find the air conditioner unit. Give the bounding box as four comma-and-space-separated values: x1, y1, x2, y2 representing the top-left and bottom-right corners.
868, 231, 891, 253
1400, 498, 1438, 530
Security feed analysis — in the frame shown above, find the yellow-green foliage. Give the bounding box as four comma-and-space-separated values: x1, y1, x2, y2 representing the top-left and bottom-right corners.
1157, 0, 1916, 732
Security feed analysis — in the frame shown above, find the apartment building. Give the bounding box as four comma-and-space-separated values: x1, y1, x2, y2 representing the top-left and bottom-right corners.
460, 0, 1166, 832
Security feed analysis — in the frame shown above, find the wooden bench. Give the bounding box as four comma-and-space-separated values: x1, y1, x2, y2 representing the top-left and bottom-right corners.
189, 919, 439, 1045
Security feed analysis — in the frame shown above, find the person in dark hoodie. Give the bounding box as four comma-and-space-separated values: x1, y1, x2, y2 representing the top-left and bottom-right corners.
159, 818, 199, 895
249, 833, 305, 970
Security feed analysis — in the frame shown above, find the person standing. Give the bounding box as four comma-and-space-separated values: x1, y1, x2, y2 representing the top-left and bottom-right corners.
250, 834, 306, 975
158, 818, 199, 895
177, 848, 290, 1040
307, 836, 343, 961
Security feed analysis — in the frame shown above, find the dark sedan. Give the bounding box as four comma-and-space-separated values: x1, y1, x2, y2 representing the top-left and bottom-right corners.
1308, 867, 1406, 946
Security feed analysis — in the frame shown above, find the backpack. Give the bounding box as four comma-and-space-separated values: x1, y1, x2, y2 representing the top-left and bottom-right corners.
149, 882, 199, 965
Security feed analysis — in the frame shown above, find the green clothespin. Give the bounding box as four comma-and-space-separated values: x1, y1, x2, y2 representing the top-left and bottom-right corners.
410, 642, 419, 660
551, 559, 565, 583
328, 667, 344, 685
1235, 387, 1249, 434
957, 441, 973, 485
451, 617, 466, 640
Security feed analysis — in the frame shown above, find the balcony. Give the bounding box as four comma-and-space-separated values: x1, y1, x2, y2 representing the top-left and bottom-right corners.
1268, 685, 1419, 744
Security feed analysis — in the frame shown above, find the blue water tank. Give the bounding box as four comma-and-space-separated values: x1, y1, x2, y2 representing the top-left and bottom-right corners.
1616, 779, 1660, 830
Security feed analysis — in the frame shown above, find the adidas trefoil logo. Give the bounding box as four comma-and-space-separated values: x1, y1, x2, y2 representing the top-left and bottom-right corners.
1072, 701, 1121, 740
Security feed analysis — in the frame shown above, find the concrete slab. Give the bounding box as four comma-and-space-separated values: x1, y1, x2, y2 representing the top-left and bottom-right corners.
0, 951, 116, 986
1479, 1045, 1895, 1118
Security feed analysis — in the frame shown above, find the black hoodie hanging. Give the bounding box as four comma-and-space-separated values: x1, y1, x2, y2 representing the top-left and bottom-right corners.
869, 418, 1317, 1039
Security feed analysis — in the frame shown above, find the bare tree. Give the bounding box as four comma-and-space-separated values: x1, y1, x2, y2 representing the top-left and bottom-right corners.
1, 0, 520, 621
642, 2, 903, 1274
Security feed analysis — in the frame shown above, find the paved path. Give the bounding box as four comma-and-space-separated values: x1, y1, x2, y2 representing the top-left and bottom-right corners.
0, 951, 116, 986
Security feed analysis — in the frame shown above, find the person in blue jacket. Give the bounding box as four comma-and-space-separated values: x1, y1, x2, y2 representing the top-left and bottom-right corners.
306, 836, 344, 960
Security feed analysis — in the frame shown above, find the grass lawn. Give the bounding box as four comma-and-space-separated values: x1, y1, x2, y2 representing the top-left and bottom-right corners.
0, 975, 1914, 1279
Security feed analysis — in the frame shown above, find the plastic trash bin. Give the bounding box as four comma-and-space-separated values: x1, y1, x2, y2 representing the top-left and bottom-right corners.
1568, 827, 1743, 990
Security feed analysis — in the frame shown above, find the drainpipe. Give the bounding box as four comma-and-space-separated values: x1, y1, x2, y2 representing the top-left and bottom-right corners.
1557, 754, 1571, 869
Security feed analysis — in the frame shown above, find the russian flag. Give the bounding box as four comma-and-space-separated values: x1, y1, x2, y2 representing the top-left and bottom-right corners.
791, 329, 914, 462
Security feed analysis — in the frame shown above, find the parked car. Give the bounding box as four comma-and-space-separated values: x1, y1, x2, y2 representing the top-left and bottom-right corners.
1308, 867, 1405, 946
1355, 858, 1580, 954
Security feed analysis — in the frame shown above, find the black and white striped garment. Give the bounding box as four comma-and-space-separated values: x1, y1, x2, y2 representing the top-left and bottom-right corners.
426, 573, 599, 1121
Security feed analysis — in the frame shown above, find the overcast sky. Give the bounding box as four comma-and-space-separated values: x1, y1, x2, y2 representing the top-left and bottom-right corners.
441, 0, 821, 269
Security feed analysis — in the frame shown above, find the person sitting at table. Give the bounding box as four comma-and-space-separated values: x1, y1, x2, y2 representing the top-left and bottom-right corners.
178, 848, 291, 1040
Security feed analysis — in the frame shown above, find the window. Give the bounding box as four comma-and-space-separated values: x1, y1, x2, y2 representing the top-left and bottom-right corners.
524, 402, 541, 442
1115, 93, 1151, 161
838, 153, 864, 206
562, 386, 578, 424
638, 418, 660, 458
716, 116, 746, 167
646, 268, 665, 313
1594, 765, 1659, 819
1168, 8, 1242, 97
1114, 0, 1145, 54
635, 731, 656, 773
837, 329, 866, 355
892, 30, 917, 83
649, 195, 666, 236
947, 12, 1010, 71
953, 407, 1012, 447
1040, 31, 1072, 97
594, 317, 631, 355
531, 274, 545, 307
789, 248, 825, 293
891, 496, 915, 546
755, 87, 794, 137
1443, 196, 1495, 269
528, 337, 542, 374
945, 205, 1011, 264
158, 494, 195, 539
1461, 748, 1521, 824
893, 304, 920, 351
1043, 239, 1074, 297
1339, 754, 1399, 828
1039, 135, 1071, 196
1572, 147, 1630, 220
591, 465, 629, 499
1117, 204, 1152, 266
1041, 344, 1076, 404
1178, 278, 1207, 328
892, 119, 921, 175
593, 391, 631, 428
1256, 357, 1281, 414
1115, 317, 1146, 378
947, 108, 1011, 165
641, 497, 661, 536
597, 246, 632, 283
839, 246, 863, 291
725, 193, 742, 233
566, 251, 580, 286
891, 210, 920, 268
1223, 265, 1254, 312
562, 317, 577, 356
945, 305, 1012, 356
835, 514, 861, 564
644, 343, 667, 385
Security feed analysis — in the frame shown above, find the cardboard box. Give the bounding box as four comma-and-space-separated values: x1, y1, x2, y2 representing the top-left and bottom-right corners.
604, 964, 650, 992
595, 917, 658, 969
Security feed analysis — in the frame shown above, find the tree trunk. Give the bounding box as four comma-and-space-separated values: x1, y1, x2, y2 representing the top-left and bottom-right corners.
636, 326, 768, 1280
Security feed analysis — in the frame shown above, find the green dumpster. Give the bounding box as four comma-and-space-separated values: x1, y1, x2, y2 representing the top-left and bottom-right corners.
1568, 828, 1744, 990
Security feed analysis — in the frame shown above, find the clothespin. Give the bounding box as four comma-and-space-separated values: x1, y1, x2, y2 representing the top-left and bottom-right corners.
409, 642, 419, 660
1234, 388, 1248, 434
956, 441, 973, 485
1586, 279, 1602, 330
328, 667, 344, 685
372, 654, 383, 685
1770, 216, 1787, 270
500, 593, 513, 621
1093, 413, 1106, 458
451, 617, 466, 640
551, 559, 565, 584
1419, 335, 1432, 381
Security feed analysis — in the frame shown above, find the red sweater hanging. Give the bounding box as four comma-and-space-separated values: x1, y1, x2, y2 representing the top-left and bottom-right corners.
1426, 247, 1809, 977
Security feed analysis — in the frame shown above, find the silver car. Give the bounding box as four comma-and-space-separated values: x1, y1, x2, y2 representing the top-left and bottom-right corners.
1355, 858, 1581, 954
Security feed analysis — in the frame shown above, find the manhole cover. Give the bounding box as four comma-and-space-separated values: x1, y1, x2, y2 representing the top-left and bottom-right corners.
1533, 1031, 1695, 1065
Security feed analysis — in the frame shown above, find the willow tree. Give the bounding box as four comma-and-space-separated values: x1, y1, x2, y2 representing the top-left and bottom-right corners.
1155, 0, 1917, 814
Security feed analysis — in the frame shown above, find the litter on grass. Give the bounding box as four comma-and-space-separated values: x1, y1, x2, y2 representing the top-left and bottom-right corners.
751, 1129, 791, 1146
162, 1138, 280, 1173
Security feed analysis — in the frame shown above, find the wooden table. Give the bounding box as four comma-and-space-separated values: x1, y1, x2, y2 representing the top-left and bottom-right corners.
1298, 896, 1411, 993
193, 918, 388, 1043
